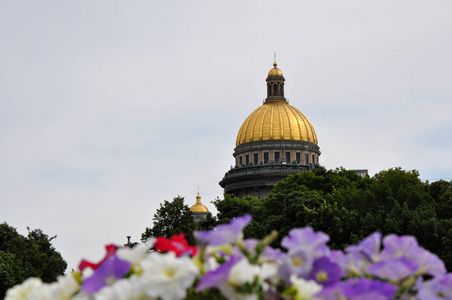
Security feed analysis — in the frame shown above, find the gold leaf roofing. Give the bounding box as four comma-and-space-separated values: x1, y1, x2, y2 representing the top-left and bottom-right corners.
236, 101, 318, 146
190, 203, 209, 213
268, 62, 283, 76
190, 194, 209, 213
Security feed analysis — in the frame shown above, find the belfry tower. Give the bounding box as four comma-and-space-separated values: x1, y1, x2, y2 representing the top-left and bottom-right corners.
219, 62, 321, 198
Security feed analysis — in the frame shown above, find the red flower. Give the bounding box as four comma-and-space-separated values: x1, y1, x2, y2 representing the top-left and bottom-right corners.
154, 234, 197, 257
79, 244, 118, 272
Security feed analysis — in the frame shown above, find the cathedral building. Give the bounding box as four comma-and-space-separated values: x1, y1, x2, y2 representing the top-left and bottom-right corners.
219, 62, 321, 198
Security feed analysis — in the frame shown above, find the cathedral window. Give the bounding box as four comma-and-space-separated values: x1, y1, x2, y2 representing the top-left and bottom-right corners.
296, 152, 301, 163
275, 152, 280, 163
273, 84, 278, 95
268, 85, 271, 96
264, 152, 269, 164
239, 156, 243, 166
245, 154, 249, 165
312, 154, 315, 164
305, 153, 309, 164
253, 153, 258, 165
285, 152, 291, 163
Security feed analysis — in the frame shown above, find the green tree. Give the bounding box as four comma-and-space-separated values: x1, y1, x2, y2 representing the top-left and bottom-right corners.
0, 223, 67, 298
429, 180, 452, 219
141, 196, 197, 245
197, 212, 217, 231
214, 194, 267, 239
214, 167, 452, 271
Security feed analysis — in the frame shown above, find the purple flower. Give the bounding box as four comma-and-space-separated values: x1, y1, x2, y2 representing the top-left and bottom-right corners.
380, 234, 419, 260
341, 248, 381, 277
380, 234, 446, 277
328, 250, 348, 278
261, 245, 284, 262
340, 232, 382, 276
82, 256, 131, 293
234, 238, 259, 256
316, 278, 397, 300
231, 239, 283, 263
416, 274, 452, 300
278, 248, 314, 283
346, 232, 381, 263
197, 255, 242, 290
194, 214, 251, 246
308, 257, 342, 286
406, 247, 446, 277
231, 239, 257, 258
281, 227, 330, 257
368, 257, 418, 282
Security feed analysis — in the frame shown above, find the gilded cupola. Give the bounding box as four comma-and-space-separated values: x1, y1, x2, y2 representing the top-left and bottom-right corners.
268, 62, 283, 77
266, 62, 285, 102
236, 62, 318, 146
190, 193, 209, 213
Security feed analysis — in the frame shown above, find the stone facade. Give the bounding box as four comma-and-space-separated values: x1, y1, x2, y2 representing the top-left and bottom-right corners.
220, 163, 320, 198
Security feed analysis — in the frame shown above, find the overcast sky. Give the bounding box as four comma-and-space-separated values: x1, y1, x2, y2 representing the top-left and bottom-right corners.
1, 1, 451, 272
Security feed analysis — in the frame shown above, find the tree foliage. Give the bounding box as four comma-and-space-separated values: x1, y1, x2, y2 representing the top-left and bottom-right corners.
0, 223, 67, 298
214, 194, 267, 240
141, 196, 198, 245
213, 167, 452, 270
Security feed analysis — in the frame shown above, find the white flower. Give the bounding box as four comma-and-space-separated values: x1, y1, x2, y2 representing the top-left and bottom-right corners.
72, 292, 95, 300
260, 263, 278, 284
219, 260, 277, 300
116, 243, 149, 273
95, 276, 151, 300
26, 283, 52, 300
204, 255, 220, 272
5, 277, 42, 300
48, 274, 79, 300
290, 275, 322, 300
219, 259, 259, 300
229, 259, 261, 285
140, 252, 199, 300
143, 238, 155, 249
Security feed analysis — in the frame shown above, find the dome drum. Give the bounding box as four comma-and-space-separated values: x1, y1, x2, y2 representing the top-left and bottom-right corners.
234, 140, 320, 155
233, 140, 320, 168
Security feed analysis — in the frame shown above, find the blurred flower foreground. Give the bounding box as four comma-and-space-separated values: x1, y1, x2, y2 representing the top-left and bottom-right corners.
6, 215, 452, 300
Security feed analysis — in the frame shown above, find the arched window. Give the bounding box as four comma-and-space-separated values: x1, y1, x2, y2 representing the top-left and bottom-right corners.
273, 84, 278, 96
268, 85, 272, 96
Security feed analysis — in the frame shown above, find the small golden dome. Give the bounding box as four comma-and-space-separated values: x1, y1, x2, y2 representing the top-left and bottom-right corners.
268, 62, 283, 77
236, 101, 318, 146
190, 194, 209, 213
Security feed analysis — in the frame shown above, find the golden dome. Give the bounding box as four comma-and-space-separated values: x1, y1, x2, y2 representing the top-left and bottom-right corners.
268, 62, 283, 76
190, 194, 209, 213
236, 101, 318, 146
